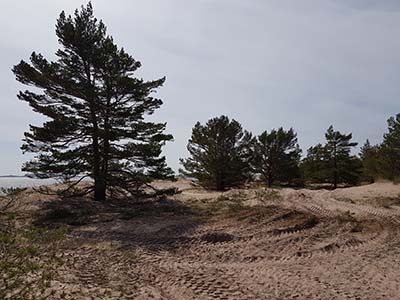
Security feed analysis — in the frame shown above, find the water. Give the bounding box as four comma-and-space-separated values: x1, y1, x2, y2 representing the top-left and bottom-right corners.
0, 177, 57, 189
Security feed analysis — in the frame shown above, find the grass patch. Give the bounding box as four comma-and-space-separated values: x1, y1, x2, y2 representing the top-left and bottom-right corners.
23, 225, 70, 243
0, 224, 68, 299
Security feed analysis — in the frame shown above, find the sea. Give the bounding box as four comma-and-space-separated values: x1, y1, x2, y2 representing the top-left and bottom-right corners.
0, 177, 57, 189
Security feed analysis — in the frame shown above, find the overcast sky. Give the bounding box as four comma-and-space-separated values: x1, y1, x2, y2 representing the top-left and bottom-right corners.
1, 0, 400, 175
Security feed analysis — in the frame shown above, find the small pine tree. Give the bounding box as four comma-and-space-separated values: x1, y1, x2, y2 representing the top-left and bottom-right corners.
252, 128, 301, 187
301, 144, 329, 184
12, 3, 173, 201
180, 116, 253, 190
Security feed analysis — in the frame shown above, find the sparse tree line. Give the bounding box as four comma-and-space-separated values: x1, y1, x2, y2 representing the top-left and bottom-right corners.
11, 3, 400, 201
180, 114, 400, 191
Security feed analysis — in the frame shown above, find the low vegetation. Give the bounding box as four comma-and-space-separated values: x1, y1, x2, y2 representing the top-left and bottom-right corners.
0, 222, 69, 299
0, 187, 27, 212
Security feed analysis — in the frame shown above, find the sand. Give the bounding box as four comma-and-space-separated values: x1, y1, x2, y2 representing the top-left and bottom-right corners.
2, 180, 400, 299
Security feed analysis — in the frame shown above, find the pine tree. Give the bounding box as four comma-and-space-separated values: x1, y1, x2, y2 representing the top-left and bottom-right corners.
252, 128, 301, 187
325, 125, 359, 188
360, 140, 381, 183
12, 3, 173, 201
302, 126, 361, 188
380, 114, 400, 180
179, 116, 253, 190
301, 144, 329, 184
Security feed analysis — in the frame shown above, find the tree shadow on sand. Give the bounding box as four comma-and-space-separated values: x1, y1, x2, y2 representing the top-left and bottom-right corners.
33, 195, 206, 252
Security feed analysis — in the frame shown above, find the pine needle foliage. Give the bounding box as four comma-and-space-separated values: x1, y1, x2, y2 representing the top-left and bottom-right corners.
13, 3, 173, 201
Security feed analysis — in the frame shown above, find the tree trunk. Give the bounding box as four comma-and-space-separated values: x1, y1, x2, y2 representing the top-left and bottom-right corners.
83, 59, 105, 201
94, 176, 106, 202
266, 172, 273, 188
216, 180, 225, 191
333, 144, 338, 190
215, 172, 225, 191
267, 178, 273, 188
333, 171, 338, 189
333, 156, 338, 189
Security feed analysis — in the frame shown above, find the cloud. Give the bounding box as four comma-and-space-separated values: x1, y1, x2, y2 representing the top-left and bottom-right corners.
332, 0, 400, 11
0, 0, 400, 174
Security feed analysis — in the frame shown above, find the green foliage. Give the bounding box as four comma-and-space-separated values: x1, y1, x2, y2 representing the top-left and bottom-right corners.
0, 225, 68, 299
12, 3, 173, 201
251, 127, 302, 187
24, 225, 70, 243
379, 114, 400, 180
180, 115, 253, 190
358, 114, 400, 182
302, 125, 361, 188
359, 140, 382, 182
301, 144, 328, 183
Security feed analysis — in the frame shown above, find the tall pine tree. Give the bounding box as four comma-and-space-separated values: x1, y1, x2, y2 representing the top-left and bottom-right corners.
325, 126, 360, 188
180, 116, 253, 190
12, 3, 173, 201
302, 126, 361, 188
380, 114, 400, 180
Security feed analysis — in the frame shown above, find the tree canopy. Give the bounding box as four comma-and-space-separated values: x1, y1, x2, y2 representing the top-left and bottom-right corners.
378, 114, 400, 180
251, 128, 301, 187
13, 3, 173, 201
360, 140, 381, 183
180, 116, 253, 190
302, 126, 361, 188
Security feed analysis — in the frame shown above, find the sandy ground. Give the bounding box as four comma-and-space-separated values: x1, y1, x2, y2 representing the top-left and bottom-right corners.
2, 180, 400, 299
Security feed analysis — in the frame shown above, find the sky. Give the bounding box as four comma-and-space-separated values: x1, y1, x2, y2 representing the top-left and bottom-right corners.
1, 0, 400, 175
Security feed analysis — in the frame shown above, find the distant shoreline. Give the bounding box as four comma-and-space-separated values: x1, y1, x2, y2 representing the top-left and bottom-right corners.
0, 177, 57, 189
0, 175, 27, 178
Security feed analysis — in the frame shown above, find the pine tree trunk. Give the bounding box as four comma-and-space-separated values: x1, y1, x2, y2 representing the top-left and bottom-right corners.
216, 180, 225, 191
84, 60, 106, 201
333, 145, 338, 189
333, 157, 338, 189
267, 178, 272, 188
215, 172, 225, 191
267, 172, 273, 188
94, 176, 106, 202
333, 171, 338, 189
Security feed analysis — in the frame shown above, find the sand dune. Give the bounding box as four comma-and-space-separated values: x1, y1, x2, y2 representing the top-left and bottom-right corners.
2, 181, 400, 299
